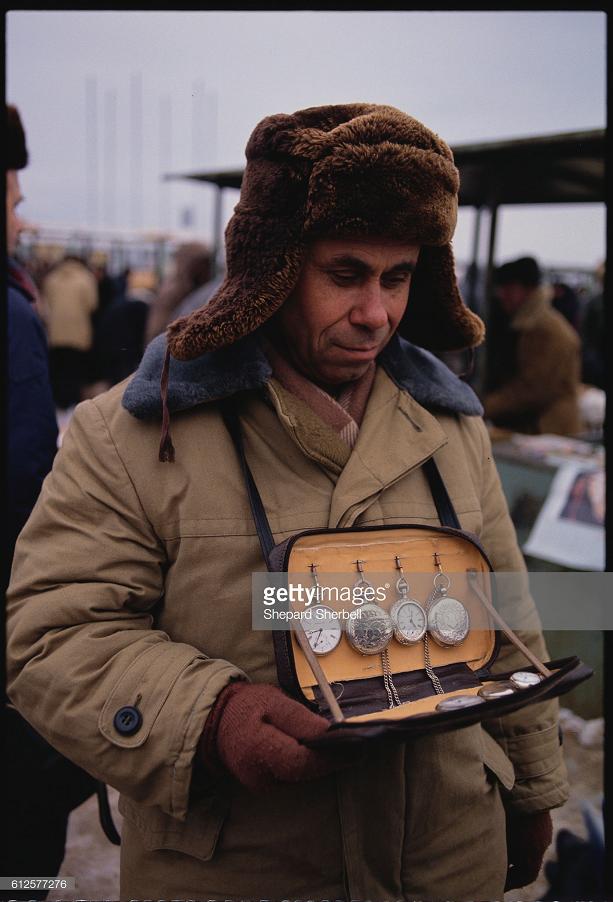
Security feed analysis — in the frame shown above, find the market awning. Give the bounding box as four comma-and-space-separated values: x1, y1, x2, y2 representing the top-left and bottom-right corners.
163, 128, 605, 207
453, 129, 604, 206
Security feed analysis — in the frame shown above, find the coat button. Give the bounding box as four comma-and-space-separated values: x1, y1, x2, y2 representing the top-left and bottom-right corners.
113, 705, 142, 736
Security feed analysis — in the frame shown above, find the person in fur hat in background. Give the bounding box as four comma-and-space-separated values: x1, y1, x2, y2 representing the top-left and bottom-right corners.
7, 104, 567, 901
483, 255, 582, 436
3, 104, 96, 901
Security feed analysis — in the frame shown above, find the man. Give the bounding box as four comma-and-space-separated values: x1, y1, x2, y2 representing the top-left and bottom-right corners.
42, 252, 98, 410
4, 104, 96, 900
5, 105, 58, 559
7, 104, 567, 901
483, 256, 582, 435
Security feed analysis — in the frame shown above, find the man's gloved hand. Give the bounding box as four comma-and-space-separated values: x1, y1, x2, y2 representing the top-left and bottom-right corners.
505, 810, 554, 891
198, 681, 350, 792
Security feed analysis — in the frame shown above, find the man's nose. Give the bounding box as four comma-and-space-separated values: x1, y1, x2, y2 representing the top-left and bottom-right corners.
349, 283, 389, 331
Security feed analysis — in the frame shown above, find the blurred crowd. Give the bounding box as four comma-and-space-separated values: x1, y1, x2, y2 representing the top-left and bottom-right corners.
15, 241, 216, 413
14, 243, 607, 443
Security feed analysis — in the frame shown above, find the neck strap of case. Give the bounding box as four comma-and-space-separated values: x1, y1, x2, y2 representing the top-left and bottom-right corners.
219, 399, 461, 571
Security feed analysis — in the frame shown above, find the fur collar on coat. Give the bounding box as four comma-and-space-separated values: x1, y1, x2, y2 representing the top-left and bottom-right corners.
122, 331, 483, 421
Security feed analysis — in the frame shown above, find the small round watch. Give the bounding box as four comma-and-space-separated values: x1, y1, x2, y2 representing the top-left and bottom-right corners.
302, 605, 342, 656
510, 671, 543, 690
428, 594, 470, 647
346, 602, 394, 655
478, 681, 516, 699
390, 598, 428, 645
390, 564, 427, 645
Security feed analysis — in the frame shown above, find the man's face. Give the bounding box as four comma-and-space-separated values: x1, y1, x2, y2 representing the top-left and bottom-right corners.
6, 170, 25, 256
496, 282, 530, 317
274, 238, 420, 389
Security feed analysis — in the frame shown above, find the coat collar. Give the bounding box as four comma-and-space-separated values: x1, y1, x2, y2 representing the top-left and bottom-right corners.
122, 330, 483, 420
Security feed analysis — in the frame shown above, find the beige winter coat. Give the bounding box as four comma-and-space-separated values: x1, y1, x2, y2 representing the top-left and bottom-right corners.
42, 258, 98, 351
7, 333, 568, 902
484, 286, 582, 435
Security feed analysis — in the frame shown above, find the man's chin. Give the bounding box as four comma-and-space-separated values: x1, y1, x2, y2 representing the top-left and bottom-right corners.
311, 359, 374, 390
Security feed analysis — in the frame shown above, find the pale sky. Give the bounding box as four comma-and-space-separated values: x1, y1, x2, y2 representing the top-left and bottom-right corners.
6, 10, 607, 269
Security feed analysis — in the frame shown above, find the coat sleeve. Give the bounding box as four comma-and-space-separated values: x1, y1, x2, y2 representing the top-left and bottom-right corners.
7, 287, 59, 561
473, 418, 570, 814
6, 398, 247, 822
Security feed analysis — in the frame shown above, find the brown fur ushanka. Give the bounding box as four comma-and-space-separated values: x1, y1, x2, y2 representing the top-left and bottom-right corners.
166, 103, 485, 360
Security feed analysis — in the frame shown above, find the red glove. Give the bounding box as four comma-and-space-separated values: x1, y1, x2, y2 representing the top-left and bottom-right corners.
505, 810, 554, 890
199, 682, 350, 792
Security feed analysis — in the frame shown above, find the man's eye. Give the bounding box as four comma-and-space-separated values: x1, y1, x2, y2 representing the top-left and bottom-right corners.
330, 271, 358, 285
382, 274, 411, 289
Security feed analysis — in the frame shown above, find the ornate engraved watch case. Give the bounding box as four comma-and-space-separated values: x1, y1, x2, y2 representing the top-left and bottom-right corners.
346, 601, 394, 655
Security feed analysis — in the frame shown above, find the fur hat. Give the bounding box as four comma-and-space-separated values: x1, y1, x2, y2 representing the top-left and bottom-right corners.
6, 104, 29, 170
166, 103, 484, 360
494, 256, 542, 288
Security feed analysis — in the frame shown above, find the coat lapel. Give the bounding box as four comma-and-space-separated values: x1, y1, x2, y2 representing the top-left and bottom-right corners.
266, 366, 449, 528
328, 368, 448, 527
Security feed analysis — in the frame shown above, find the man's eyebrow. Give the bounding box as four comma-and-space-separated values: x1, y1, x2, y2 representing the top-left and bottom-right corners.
385, 261, 416, 274
321, 254, 416, 273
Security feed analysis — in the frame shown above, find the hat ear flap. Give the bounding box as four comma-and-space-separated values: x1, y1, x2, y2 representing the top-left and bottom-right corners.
399, 244, 485, 352
167, 241, 304, 360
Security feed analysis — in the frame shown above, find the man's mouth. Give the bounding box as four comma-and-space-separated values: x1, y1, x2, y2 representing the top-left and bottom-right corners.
334, 343, 381, 358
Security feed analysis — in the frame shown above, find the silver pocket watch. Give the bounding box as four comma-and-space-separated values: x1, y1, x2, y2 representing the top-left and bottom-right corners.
302, 564, 342, 656
389, 557, 427, 645
427, 555, 470, 647
346, 560, 394, 655
302, 605, 342, 656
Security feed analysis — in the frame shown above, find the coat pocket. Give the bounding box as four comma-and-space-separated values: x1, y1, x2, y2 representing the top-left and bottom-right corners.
99, 642, 207, 749
118, 790, 229, 861
480, 728, 516, 792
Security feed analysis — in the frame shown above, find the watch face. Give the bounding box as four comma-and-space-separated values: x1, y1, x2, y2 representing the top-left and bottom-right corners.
478, 681, 516, 699
302, 605, 342, 656
436, 694, 485, 711
346, 602, 393, 655
428, 596, 470, 647
390, 598, 427, 644
510, 671, 543, 690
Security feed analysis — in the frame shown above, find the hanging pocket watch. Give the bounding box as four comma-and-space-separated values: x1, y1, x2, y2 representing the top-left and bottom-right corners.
346, 560, 393, 655
302, 564, 342, 656
389, 556, 427, 645
427, 553, 470, 648
303, 606, 342, 656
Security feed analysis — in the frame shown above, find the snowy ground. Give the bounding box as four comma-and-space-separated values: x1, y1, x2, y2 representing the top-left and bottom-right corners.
56, 710, 603, 902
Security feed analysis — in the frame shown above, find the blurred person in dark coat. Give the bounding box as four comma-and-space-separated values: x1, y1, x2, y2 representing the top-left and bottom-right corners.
483, 256, 582, 435
5, 110, 58, 560
3, 103, 96, 902
90, 269, 157, 390
144, 241, 213, 343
